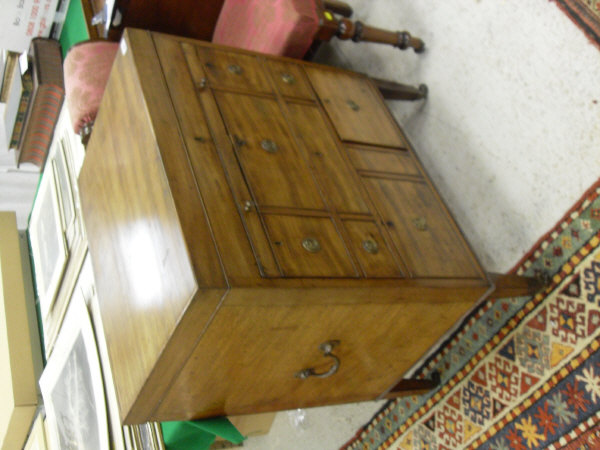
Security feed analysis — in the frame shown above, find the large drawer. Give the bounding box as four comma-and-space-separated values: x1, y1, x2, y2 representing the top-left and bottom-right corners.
154, 296, 481, 419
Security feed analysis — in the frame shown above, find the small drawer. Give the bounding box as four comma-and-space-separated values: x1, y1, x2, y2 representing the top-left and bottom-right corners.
347, 145, 420, 176
305, 68, 404, 148
343, 220, 403, 278
268, 61, 314, 100
263, 214, 358, 278
195, 47, 272, 93
364, 177, 482, 278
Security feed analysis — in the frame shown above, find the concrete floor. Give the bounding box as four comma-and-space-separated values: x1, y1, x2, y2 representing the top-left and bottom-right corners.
242, 1, 600, 449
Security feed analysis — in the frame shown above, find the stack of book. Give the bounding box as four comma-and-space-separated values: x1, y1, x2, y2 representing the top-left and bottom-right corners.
0, 50, 22, 156
15, 38, 65, 169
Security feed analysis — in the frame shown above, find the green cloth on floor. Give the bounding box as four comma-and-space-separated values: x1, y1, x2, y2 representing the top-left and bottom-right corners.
59, 0, 89, 57
161, 418, 245, 450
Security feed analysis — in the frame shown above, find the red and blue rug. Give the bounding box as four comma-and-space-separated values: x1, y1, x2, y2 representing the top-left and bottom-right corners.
343, 179, 600, 449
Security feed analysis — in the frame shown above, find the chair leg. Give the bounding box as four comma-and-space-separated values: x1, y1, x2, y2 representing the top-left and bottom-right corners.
372, 78, 428, 101
322, 0, 353, 18
336, 18, 425, 53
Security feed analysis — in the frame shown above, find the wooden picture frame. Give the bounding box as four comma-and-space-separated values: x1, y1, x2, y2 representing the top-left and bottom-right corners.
52, 139, 76, 242
28, 167, 68, 320
39, 294, 109, 450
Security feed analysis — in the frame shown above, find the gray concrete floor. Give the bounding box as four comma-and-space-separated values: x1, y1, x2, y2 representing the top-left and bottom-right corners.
242, 1, 600, 449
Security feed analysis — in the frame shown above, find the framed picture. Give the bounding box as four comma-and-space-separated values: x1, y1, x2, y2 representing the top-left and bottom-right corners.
29, 167, 68, 320
39, 294, 109, 450
52, 139, 76, 239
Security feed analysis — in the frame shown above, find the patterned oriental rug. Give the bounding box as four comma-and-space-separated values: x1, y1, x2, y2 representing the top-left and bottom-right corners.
343, 178, 600, 450
553, 0, 600, 49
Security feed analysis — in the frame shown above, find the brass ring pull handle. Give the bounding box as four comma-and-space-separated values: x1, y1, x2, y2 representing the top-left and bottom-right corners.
228, 64, 243, 75
261, 139, 278, 153
302, 237, 321, 253
412, 217, 428, 231
295, 340, 341, 379
347, 99, 360, 111
281, 73, 295, 84
362, 239, 379, 254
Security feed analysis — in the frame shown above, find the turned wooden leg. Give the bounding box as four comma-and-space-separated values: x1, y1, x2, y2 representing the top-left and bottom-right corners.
488, 272, 550, 298
380, 371, 440, 399
323, 0, 353, 18
372, 78, 428, 101
337, 18, 425, 53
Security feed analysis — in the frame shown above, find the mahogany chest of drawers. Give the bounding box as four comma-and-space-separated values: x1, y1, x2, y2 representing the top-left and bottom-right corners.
79, 29, 496, 424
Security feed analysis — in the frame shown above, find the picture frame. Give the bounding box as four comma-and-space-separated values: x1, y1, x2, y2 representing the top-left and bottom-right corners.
39, 294, 109, 450
52, 139, 76, 241
28, 166, 68, 320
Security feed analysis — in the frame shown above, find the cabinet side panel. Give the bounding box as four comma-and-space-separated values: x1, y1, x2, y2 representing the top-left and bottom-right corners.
79, 29, 221, 421
126, 29, 227, 288
126, 289, 227, 424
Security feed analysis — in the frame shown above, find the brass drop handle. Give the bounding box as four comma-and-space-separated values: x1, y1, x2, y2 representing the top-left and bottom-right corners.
228, 64, 243, 75
281, 73, 295, 84
295, 340, 341, 379
261, 139, 278, 153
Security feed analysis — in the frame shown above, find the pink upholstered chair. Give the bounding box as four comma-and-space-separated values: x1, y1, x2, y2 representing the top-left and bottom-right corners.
63, 40, 119, 141
212, 0, 425, 59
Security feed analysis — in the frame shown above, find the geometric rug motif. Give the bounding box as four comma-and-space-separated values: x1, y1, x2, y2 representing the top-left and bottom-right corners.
342, 180, 600, 449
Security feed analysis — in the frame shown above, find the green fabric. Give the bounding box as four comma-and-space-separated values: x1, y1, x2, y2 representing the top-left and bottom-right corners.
161, 418, 245, 450
59, 0, 89, 57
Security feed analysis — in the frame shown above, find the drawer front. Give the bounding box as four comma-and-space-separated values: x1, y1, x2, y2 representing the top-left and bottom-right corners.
215, 91, 324, 210
305, 68, 404, 148
348, 145, 420, 176
365, 177, 482, 278
195, 47, 272, 93
268, 61, 314, 100
342, 220, 403, 278
155, 295, 482, 419
286, 103, 370, 214
262, 214, 358, 277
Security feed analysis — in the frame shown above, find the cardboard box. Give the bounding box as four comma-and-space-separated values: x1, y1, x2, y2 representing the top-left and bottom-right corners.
0, 211, 43, 449
211, 412, 277, 448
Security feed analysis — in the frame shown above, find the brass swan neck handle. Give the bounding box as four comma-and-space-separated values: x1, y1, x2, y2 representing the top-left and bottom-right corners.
295, 340, 341, 379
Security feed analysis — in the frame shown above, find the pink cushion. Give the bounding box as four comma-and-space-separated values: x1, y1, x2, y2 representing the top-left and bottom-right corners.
213, 0, 320, 58
63, 41, 119, 135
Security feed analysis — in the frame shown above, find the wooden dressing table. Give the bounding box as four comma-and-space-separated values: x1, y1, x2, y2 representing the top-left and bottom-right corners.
78, 29, 538, 424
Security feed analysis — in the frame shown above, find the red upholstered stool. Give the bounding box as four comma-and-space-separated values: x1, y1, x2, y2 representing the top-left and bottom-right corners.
63, 40, 119, 141
213, 0, 425, 59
